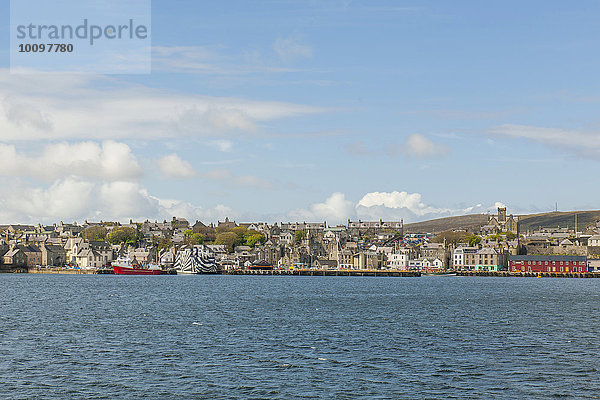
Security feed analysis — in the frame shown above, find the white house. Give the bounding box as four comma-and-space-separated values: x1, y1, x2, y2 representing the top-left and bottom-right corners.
387, 251, 409, 269
279, 231, 295, 245
453, 246, 478, 269
589, 235, 600, 247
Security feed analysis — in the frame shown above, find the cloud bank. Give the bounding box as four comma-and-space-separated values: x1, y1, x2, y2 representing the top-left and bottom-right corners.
286, 191, 502, 226
0, 70, 328, 142
0, 141, 142, 181
489, 124, 600, 158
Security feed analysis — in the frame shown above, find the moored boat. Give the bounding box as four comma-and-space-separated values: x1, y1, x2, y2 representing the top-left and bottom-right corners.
422, 271, 457, 276
112, 257, 162, 275
174, 245, 220, 274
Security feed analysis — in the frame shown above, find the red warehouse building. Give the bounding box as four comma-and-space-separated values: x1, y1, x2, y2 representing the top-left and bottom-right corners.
509, 255, 587, 273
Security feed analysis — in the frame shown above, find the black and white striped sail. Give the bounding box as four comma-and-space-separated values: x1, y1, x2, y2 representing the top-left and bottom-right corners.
175, 245, 219, 274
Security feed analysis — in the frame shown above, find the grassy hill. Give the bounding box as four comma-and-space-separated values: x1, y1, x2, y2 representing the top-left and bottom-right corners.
404, 214, 489, 234
403, 210, 600, 234
517, 210, 600, 233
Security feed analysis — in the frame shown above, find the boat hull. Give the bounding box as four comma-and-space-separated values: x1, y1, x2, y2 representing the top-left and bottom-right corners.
113, 265, 162, 275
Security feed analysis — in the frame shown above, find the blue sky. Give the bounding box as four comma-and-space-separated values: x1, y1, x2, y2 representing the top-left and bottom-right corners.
0, 0, 599, 224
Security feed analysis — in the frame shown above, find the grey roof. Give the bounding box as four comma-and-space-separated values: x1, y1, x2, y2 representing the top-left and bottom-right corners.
477, 247, 498, 255
4, 248, 22, 257
43, 244, 65, 251
317, 259, 338, 266
18, 244, 41, 253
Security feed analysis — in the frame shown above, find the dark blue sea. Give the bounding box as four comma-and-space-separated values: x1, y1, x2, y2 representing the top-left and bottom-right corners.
1, 275, 600, 399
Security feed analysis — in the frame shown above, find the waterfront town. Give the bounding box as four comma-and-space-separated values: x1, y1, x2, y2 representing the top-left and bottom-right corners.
1, 207, 600, 275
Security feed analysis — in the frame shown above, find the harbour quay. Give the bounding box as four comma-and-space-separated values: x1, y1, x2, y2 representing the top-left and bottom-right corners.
227, 269, 421, 277
456, 270, 600, 278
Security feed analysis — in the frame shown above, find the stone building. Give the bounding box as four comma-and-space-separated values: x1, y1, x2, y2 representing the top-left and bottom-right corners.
18, 244, 42, 267
453, 246, 479, 270
217, 217, 237, 229
353, 251, 386, 269
481, 207, 518, 235
347, 219, 403, 236
474, 247, 508, 271
420, 242, 450, 268
41, 243, 67, 266
254, 241, 281, 267
3, 247, 27, 267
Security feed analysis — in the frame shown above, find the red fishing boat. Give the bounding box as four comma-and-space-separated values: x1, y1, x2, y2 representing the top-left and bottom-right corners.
112, 257, 162, 275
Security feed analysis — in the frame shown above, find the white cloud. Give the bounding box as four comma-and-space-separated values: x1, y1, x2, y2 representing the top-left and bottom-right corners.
3, 97, 53, 131
358, 191, 439, 216
356, 191, 499, 222
0, 177, 93, 223
209, 140, 234, 152
152, 46, 225, 74
0, 178, 513, 226
177, 105, 257, 133
0, 69, 328, 141
158, 199, 236, 223
98, 182, 161, 219
288, 192, 356, 224
273, 37, 313, 62
0, 177, 238, 224
0, 141, 142, 181
152, 46, 306, 74
399, 134, 449, 158
157, 154, 197, 179
288, 191, 507, 225
489, 124, 600, 157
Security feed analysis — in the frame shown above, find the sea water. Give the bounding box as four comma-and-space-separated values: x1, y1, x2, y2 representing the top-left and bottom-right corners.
1, 275, 599, 399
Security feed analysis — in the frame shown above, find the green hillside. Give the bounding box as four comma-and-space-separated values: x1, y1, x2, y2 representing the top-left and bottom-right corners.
403, 210, 600, 234
404, 214, 489, 234
517, 210, 600, 232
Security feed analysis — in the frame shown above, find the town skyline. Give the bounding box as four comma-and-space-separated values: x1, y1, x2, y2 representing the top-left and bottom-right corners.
1, 1, 600, 224
2, 206, 599, 274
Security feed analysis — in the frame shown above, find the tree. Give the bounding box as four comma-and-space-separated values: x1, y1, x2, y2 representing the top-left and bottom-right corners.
505, 232, 518, 240
82, 226, 108, 241
246, 233, 266, 248
152, 236, 173, 252
466, 234, 481, 246
215, 232, 238, 253
231, 226, 248, 245
108, 227, 138, 245
295, 230, 306, 244
488, 234, 502, 242
186, 233, 204, 245
431, 230, 472, 245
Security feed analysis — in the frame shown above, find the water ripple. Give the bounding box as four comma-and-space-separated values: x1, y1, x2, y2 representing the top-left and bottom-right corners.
1, 275, 600, 399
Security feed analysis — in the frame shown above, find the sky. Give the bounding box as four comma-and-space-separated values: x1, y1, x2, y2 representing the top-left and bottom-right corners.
0, 0, 599, 225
